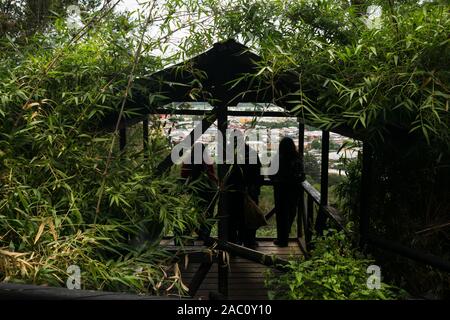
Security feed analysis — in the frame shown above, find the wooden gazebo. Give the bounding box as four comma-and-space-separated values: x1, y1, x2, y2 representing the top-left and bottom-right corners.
106, 39, 352, 298
109, 39, 450, 299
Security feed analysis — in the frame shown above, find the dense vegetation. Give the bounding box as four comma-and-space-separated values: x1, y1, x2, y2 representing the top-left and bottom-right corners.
0, 0, 449, 298
265, 229, 406, 300
0, 3, 207, 294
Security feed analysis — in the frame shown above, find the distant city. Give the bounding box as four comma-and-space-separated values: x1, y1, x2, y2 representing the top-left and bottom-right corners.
154, 103, 359, 176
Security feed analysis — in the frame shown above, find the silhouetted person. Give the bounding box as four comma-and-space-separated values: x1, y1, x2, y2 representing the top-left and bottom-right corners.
225, 140, 263, 249
180, 143, 217, 242
271, 137, 305, 247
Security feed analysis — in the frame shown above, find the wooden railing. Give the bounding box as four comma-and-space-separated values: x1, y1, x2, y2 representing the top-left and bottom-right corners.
120, 111, 450, 300
296, 180, 346, 252
262, 177, 346, 252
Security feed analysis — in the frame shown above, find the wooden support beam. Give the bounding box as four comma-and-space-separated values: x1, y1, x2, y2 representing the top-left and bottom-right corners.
298, 189, 305, 239
315, 130, 329, 234
217, 104, 229, 242
265, 207, 276, 221
298, 121, 305, 156
360, 141, 372, 246
306, 194, 314, 251
208, 238, 290, 272
188, 262, 213, 297
296, 237, 308, 257
218, 254, 228, 298
143, 117, 149, 158
320, 130, 329, 205
297, 121, 305, 239
216, 104, 228, 297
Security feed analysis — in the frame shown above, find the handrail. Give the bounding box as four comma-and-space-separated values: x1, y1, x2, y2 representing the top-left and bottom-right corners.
265, 207, 276, 220
301, 180, 346, 231
301, 180, 321, 205
302, 181, 450, 273
323, 205, 346, 229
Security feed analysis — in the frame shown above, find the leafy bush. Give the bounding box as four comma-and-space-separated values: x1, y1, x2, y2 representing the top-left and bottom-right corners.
265, 229, 406, 300
0, 14, 205, 295
335, 155, 362, 232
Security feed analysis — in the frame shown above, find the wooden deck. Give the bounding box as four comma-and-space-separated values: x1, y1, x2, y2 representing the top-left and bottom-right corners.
162, 239, 302, 300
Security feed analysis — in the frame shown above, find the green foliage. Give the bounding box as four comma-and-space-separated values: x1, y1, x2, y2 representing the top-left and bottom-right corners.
208, 1, 450, 148
265, 229, 406, 300
256, 186, 276, 237
304, 151, 320, 183
254, 119, 298, 129
0, 12, 202, 294
335, 156, 362, 232
1, 0, 102, 37
309, 136, 341, 152
310, 139, 321, 150
329, 140, 340, 151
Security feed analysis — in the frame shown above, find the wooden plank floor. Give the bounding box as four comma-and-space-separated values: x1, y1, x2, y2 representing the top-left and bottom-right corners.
161, 239, 302, 300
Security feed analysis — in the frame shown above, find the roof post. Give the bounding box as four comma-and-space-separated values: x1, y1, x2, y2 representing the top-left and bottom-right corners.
217, 103, 229, 297
315, 130, 329, 234
297, 119, 305, 240
360, 141, 372, 247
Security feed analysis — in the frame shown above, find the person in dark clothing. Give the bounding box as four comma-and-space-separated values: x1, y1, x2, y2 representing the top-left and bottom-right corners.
180, 143, 218, 241
271, 137, 305, 247
225, 141, 263, 249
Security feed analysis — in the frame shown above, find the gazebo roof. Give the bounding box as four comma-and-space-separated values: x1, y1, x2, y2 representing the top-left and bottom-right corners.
127, 39, 297, 110
109, 39, 358, 138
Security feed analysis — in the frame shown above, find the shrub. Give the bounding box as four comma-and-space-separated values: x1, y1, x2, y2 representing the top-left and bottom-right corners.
0, 16, 203, 295
265, 229, 406, 300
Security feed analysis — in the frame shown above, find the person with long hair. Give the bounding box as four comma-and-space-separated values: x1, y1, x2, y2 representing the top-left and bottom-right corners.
271, 137, 305, 247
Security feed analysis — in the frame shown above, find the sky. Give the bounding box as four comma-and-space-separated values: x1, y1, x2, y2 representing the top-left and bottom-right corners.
116, 0, 142, 13
112, 0, 211, 60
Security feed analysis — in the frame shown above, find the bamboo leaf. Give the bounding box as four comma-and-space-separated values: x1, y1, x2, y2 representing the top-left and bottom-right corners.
34, 221, 46, 244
